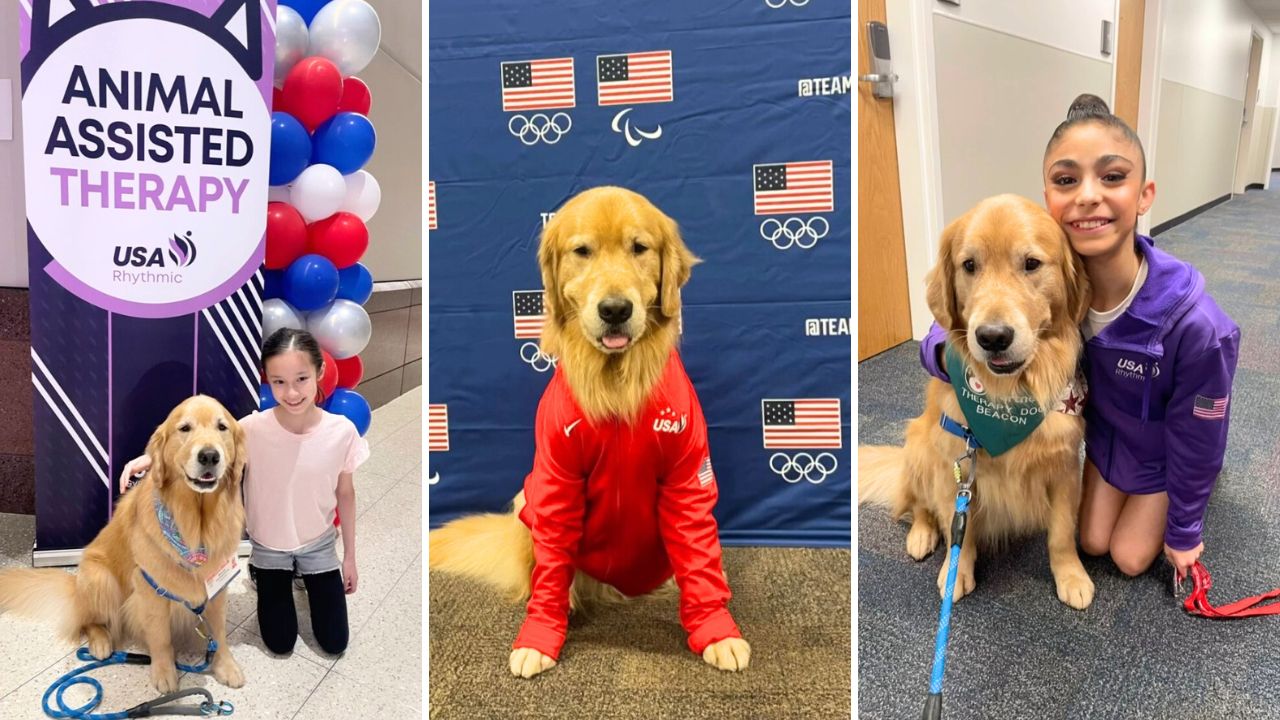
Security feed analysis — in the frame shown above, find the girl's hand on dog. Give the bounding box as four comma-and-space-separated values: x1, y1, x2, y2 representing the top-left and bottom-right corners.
118, 455, 152, 494
702, 636, 751, 672
1164, 541, 1204, 577
509, 646, 556, 678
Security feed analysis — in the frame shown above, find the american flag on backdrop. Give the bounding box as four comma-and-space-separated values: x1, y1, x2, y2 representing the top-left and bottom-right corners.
513, 291, 546, 339
761, 398, 842, 448
428, 404, 449, 452
501, 57, 576, 112
427, 181, 437, 230
596, 51, 673, 106
1192, 394, 1229, 420
753, 161, 835, 215
697, 456, 715, 487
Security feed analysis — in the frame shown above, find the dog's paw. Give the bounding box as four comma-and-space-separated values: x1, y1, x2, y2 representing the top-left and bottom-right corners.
937, 561, 976, 602
150, 664, 180, 694
509, 647, 556, 679
702, 637, 751, 672
906, 524, 939, 560
85, 626, 113, 660
1055, 571, 1095, 610
212, 654, 245, 688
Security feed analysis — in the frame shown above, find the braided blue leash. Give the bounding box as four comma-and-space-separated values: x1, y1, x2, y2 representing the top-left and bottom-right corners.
41, 570, 232, 718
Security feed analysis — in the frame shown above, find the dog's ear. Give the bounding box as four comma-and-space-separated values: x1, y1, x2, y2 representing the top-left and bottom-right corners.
228, 415, 247, 491
537, 218, 565, 355
144, 418, 170, 489
658, 213, 700, 319
925, 213, 966, 332
1064, 244, 1091, 326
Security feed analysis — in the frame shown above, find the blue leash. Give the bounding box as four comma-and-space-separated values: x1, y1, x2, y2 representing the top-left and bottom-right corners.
924, 416, 980, 720
42, 570, 234, 719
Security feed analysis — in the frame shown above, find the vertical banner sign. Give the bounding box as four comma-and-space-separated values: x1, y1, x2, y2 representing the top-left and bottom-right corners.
19, 0, 274, 556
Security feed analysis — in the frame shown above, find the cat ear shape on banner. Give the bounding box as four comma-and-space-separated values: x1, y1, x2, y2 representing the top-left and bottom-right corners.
24, 0, 264, 82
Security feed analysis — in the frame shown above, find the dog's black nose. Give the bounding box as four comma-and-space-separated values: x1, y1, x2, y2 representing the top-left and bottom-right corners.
975, 325, 1014, 353
597, 297, 633, 325
197, 447, 221, 466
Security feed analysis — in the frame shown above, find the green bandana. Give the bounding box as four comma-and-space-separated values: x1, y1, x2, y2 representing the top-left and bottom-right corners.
944, 344, 1044, 457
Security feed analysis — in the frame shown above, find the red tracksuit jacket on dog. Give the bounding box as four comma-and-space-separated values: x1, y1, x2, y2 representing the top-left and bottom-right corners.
514, 350, 742, 660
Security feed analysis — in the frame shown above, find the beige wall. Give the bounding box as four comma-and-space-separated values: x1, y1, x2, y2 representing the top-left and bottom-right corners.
361, 0, 422, 283
1150, 82, 1244, 227
933, 13, 1112, 225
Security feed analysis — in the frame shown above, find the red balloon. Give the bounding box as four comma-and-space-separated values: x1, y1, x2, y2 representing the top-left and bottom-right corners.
281, 56, 343, 132
317, 349, 339, 402
265, 202, 308, 269
335, 355, 364, 389
272, 86, 284, 112
338, 77, 372, 116
307, 212, 369, 269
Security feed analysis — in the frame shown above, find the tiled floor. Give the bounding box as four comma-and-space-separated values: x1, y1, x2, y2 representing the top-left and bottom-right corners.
0, 389, 423, 720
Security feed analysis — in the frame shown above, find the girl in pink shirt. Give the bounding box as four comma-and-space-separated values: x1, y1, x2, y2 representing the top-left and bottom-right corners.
123, 329, 369, 656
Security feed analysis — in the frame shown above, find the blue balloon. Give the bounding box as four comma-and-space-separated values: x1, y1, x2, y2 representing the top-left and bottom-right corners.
263, 268, 285, 300
336, 263, 373, 304
311, 112, 377, 175
279, 0, 331, 25
325, 388, 371, 436
283, 254, 339, 311
269, 112, 311, 185
259, 382, 278, 411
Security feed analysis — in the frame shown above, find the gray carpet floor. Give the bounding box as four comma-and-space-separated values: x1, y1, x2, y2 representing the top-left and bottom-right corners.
858, 187, 1280, 719
429, 546, 850, 719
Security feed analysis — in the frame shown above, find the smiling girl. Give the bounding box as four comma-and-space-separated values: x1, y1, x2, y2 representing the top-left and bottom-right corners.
921, 94, 1240, 581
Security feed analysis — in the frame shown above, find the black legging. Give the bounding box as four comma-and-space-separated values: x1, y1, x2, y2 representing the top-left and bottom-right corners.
253, 566, 349, 655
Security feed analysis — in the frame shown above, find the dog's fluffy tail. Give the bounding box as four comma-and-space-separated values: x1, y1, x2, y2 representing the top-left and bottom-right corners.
428, 511, 535, 602
858, 446, 907, 511
0, 567, 78, 641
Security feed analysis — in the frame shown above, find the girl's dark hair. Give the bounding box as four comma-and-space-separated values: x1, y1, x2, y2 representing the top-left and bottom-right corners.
1045, 93, 1147, 180
262, 328, 324, 375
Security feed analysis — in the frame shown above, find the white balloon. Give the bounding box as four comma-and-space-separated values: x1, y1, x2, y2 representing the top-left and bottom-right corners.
307, 299, 372, 359
341, 171, 382, 222
274, 6, 310, 84
290, 164, 346, 222
267, 184, 292, 204
309, 0, 382, 76
262, 299, 305, 341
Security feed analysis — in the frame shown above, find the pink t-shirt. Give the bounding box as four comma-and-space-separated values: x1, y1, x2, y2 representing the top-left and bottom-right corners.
240, 409, 370, 551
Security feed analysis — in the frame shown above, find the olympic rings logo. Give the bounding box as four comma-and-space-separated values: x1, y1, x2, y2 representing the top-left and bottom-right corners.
508, 113, 573, 145
760, 217, 829, 250
765, 0, 810, 7
520, 342, 558, 373
769, 452, 838, 484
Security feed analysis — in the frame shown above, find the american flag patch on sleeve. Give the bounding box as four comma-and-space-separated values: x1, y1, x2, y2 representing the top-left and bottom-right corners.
697, 456, 714, 486
1192, 394, 1228, 419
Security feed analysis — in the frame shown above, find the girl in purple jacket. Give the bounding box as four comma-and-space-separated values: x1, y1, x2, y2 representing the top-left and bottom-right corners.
920, 94, 1240, 580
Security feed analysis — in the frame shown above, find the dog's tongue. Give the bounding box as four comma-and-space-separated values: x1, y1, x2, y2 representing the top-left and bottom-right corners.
602, 334, 631, 349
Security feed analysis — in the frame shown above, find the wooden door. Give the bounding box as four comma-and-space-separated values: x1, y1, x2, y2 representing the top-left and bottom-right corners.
857, 0, 911, 361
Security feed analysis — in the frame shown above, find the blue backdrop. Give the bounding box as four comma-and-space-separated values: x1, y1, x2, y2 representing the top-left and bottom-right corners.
427, 0, 851, 547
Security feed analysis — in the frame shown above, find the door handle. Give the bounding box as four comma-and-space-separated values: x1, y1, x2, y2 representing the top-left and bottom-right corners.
858, 73, 898, 84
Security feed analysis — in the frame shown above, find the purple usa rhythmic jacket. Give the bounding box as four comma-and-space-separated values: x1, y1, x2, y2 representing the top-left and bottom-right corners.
919, 235, 1240, 551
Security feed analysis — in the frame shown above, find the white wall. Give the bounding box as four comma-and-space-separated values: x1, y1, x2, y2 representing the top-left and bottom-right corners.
0, 0, 27, 288
1152, 0, 1276, 224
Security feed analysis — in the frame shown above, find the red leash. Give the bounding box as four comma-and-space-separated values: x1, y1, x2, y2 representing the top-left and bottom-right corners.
1176, 561, 1280, 618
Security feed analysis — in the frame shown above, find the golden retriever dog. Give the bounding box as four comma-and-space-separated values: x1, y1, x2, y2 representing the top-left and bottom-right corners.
0, 395, 246, 692
430, 186, 751, 677
859, 194, 1096, 609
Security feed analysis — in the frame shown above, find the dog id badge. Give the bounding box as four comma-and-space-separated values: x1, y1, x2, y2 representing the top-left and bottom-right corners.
204, 555, 241, 601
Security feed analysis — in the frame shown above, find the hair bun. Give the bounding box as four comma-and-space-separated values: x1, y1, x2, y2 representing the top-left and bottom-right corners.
1067, 93, 1111, 121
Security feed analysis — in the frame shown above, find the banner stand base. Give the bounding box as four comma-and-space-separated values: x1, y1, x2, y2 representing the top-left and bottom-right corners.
32, 540, 253, 568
